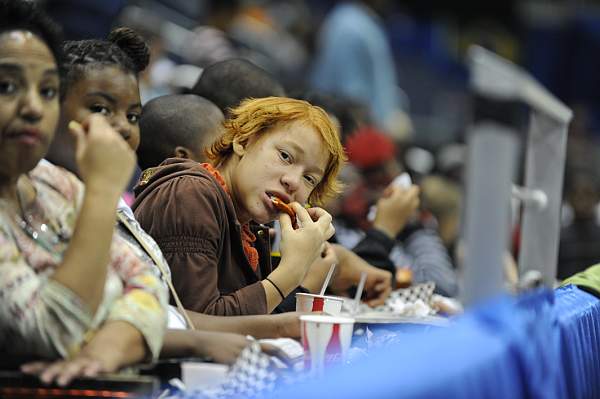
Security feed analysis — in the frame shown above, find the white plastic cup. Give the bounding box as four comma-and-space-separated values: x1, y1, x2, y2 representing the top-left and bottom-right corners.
181, 362, 229, 390
300, 314, 355, 376
296, 293, 344, 315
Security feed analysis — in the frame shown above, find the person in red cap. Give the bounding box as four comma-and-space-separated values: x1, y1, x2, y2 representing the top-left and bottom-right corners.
337, 127, 459, 297
346, 126, 397, 170
343, 127, 413, 230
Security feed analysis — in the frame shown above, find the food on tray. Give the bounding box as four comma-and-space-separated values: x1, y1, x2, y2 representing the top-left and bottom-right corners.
396, 267, 413, 288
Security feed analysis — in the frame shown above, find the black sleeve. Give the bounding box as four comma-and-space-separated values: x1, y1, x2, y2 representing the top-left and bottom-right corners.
271, 286, 310, 314
351, 228, 396, 274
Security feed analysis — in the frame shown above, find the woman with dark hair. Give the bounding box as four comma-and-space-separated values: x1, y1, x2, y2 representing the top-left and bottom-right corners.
0, 0, 167, 385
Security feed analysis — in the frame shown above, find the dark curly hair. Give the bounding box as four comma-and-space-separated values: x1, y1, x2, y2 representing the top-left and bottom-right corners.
0, 0, 63, 63
61, 27, 150, 98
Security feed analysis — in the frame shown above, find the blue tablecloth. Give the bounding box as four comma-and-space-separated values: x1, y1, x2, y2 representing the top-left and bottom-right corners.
267, 290, 563, 399
555, 285, 600, 399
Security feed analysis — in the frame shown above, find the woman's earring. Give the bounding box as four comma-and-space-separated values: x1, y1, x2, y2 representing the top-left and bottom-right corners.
233, 142, 245, 156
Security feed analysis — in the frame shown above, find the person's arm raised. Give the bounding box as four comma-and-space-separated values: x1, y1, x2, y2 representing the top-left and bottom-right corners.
50, 115, 136, 314
373, 185, 420, 239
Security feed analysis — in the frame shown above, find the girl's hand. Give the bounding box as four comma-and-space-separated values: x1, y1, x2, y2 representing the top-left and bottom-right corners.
69, 115, 136, 196
278, 204, 335, 283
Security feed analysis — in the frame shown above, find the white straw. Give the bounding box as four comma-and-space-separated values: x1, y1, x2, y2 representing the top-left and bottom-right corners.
319, 263, 337, 296
353, 272, 368, 314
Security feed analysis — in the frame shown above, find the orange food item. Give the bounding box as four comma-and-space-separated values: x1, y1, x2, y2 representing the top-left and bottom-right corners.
396, 267, 413, 288
271, 196, 298, 229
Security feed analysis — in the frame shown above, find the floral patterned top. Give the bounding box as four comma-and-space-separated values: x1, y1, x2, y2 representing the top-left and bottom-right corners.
0, 161, 168, 360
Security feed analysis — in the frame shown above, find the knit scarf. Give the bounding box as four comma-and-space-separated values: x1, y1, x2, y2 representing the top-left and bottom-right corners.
200, 163, 259, 271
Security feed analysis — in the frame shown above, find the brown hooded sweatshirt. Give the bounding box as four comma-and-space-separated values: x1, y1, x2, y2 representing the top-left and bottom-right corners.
132, 158, 269, 316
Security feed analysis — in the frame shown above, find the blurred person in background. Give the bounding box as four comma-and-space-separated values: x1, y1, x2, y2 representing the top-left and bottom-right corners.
420, 175, 462, 256
298, 90, 370, 144
134, 28, 177, 104
339, 127, 459, 297
112, 12, 201, 104
558, 167, 600, 280
310, 0, 413, 141
182, 0, 307, 85
191, 58, 285, 116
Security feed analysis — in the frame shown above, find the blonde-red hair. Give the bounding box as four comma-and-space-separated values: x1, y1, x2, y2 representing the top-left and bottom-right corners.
206, 97, 346, 204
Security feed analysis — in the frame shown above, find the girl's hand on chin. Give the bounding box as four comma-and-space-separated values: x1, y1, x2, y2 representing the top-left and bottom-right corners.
69, 115, 136, 197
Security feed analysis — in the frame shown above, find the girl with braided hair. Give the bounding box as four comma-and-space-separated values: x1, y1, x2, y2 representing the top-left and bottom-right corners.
46, 27, 149, 173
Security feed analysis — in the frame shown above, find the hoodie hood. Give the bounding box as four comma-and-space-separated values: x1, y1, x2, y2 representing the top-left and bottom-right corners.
133, 157, 217, 211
